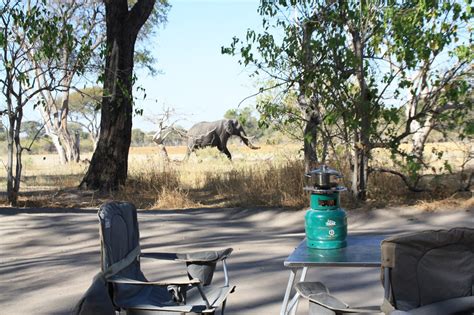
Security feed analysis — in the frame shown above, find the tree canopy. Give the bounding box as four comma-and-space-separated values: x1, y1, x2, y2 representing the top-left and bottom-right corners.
0, 0, 79, 204
224, 0, 473, 199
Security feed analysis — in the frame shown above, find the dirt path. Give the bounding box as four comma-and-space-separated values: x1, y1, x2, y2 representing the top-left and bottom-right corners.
0, 206, 472, 314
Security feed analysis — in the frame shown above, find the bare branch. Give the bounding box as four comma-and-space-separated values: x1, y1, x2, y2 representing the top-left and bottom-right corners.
369, 167, 427, 192
21, 123, 45, 153
237, 80, 293, 108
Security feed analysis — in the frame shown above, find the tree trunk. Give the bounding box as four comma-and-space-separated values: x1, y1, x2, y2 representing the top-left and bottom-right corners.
74, 131, 81, 157
13, 110, 23, 203
80, 0, 155, 191
297, 90, 319, 173
7, 104, 24, 206
91, 131, 99, 151
350, 27, 370, 201
5, 64, 20, 206
299, 21, 319, 173
158, 144, 170, 162
59, 93, 80, 163
35, 65, 80, 164
410, 113, 434, 162
303, 111, 319, 173
37, 97, 80, 164
7, 113, 16, 205
52, 135, 67, 164
351, 135, 368, 200
59, 127, 80, 162
38, 109, 67, 164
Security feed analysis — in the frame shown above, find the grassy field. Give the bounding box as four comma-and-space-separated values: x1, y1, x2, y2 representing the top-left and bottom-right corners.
0, 142, 472, 210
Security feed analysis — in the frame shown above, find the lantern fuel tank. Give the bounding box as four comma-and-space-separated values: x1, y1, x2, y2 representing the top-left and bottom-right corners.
304, 165, 347, 249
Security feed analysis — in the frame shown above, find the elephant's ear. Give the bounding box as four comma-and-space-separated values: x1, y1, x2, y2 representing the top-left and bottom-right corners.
224, 120, 234, 135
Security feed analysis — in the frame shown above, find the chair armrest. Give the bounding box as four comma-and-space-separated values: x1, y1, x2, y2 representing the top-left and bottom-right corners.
140, 252, 179, 260
182, 248, 233, 286
395, 296, 474, 315
176, 248, 233, 263
141, 248, 233, 263
141, 248, 233, 287
107, 275, 200, 286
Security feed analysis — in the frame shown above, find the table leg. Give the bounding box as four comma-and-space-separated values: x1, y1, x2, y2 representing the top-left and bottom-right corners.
288, 267, 308, 315
280, 267, 308, 315
280, 268, 298, 315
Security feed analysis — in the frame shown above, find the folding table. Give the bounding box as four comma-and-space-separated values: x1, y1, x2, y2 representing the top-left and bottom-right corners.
281, 234, 386, 315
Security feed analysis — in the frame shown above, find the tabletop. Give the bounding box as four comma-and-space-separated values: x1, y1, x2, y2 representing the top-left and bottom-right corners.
284, 234, 386, 268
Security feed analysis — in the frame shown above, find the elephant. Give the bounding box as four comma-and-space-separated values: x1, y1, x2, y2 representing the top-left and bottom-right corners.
185, 119, 260, 160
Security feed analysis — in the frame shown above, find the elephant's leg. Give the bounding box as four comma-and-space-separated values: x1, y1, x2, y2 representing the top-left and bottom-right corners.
222, 146, 232, 160
215, 137, 231, 160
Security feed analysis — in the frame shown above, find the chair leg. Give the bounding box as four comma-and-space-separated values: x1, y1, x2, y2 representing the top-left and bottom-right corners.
220, 298, 227, 315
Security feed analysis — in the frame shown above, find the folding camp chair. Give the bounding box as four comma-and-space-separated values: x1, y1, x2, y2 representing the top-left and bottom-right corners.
295, 227, 474, 315
98, 201, 235, 314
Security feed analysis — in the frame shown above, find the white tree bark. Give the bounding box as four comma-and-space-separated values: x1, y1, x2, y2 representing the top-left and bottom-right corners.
410, 114, 434, 161
37, 103, 68, 164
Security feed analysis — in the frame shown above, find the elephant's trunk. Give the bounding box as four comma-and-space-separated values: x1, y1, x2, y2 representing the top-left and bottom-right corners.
240, 134, 260, 150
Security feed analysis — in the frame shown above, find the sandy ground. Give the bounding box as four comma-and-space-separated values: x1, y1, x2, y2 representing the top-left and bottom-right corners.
0, 205, 473, 315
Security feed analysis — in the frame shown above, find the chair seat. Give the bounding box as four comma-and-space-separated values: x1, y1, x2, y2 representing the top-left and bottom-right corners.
120, 285, 235, 314
296, 282, 381, 314
296, 282, 330, 297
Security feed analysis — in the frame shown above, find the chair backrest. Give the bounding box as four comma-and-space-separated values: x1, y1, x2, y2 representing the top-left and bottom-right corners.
381, 227, 474, 311
98, 201, 150, 306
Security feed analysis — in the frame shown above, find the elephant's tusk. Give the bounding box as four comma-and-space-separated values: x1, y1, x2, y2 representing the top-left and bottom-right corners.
240, 134, 255, 140
240, 134, 260, 149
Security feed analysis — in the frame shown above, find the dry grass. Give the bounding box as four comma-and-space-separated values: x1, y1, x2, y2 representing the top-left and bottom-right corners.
151, 188, 200, 209
0, 142, 472, 210
197, 159, 306, 208
415, 194, 474, 212
372, 142, 473, 173
123, 151, 307, 209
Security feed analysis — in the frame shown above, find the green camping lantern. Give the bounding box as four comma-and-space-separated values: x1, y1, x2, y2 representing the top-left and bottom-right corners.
304, 165, 347, 249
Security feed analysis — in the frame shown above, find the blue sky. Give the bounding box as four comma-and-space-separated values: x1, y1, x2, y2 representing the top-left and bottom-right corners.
135, 0, 263, 131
